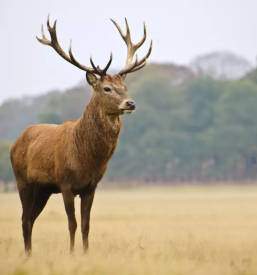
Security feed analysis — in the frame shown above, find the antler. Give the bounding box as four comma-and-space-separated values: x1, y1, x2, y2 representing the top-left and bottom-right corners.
36, 14, 113, 76
111, 18, 152, 76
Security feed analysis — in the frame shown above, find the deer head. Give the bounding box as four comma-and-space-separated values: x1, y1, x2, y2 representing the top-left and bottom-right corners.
36, 15, 152, 116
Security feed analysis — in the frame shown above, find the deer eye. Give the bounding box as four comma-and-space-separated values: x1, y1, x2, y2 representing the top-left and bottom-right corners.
104, 87, 111, 92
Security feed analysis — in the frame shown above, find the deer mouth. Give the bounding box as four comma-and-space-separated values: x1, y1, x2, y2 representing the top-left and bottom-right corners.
119, 108, 135, 114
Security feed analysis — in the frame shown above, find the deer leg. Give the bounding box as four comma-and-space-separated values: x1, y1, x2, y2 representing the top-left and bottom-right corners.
80, 189, 95, 253
19, 185, 51, 256
30, 187, 51, 228
19, 185, 34, 256
62, 188, 77, 253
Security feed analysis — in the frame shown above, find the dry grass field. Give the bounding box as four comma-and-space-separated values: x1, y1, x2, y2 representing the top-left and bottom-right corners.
1, 185, 257, 275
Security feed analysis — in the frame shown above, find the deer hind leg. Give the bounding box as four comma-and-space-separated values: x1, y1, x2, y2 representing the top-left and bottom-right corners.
30, 186, 51, 229
19, 184, 51, 256
61, 188, 77, 253
19, 184, 34, 256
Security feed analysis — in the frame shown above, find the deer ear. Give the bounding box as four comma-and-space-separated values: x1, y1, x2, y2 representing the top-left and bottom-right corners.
86, 72, 98, 88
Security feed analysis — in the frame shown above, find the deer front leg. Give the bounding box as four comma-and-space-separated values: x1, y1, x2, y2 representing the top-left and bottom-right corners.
62, 188, 77, 253
80, 189, 95, 253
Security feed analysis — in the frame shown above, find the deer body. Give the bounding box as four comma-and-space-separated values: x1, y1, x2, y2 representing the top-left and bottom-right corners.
11, 15, 152, 256
12, 96, 122, 191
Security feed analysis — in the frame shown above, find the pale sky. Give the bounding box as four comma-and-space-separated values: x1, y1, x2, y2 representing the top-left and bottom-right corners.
1, 0, 257, 103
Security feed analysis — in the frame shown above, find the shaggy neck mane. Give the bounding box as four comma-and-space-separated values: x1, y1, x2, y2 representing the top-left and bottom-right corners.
74, 96, 123, 165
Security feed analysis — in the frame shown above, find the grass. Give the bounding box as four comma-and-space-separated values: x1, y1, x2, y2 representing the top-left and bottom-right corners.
1, 185, 257, 275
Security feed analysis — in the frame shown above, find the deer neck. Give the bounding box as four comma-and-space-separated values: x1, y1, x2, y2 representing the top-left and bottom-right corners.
74, 97, 122, 156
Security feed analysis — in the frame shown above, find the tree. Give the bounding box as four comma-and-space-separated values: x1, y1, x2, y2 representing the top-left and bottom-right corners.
190, 51, 252, 80
0, 91, 60, 142
2, 62, 257, 182
210, 80, 257, 179
38, 85, 92, 124
0, 141, 14, 191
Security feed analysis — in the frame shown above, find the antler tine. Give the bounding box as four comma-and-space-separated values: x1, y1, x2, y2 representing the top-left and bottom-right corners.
68, 40, 94, 73
47, 13, 51, 29
37, 14, 112, 76
135, 22, 146, 49
111, 18, 152, 77
119, 40, 152, 75
90, 55, 100, 72
36, 24, 51, 45
110, 19, 126, 41
102, 52, 113, 74
41, 24, 48, 40
136, 39, 153, 66
118, 55, 139, 75
130, 58, 147, 73
124, 18, 131, 41
89, 52, 113, 76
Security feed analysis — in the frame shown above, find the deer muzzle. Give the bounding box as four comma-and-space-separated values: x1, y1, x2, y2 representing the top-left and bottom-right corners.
119, 100, 136, 114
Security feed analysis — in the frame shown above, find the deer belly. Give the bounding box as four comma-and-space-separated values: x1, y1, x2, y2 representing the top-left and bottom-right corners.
58, 163, 107, 189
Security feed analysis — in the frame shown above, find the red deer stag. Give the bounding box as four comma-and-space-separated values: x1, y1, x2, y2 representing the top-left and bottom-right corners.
10, 14, 152, 256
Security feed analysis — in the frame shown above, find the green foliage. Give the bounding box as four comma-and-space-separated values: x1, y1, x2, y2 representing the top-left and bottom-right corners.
0, 141, 14, 182
1, 64, 257, 182
37, 86, 92, 124
38, 93, 64, 124
108, 75, 257, 181
0, 91, 60, 141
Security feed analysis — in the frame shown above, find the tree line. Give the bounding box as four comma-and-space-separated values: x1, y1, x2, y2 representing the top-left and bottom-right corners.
1, 54, 257, 184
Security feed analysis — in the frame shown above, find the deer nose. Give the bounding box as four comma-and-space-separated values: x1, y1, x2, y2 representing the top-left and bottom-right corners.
126, 101, 136, 110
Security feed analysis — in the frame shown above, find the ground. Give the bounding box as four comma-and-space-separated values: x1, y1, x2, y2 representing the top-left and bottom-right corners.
1, 185, 257, 275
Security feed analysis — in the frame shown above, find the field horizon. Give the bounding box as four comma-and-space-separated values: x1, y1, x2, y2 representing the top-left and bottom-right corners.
1, 185, 257, 275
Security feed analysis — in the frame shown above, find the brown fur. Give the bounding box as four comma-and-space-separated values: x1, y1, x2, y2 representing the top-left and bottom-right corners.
11, 75, 135, 255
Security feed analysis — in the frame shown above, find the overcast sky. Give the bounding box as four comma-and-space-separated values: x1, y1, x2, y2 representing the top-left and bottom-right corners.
1, 0, 257, 104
